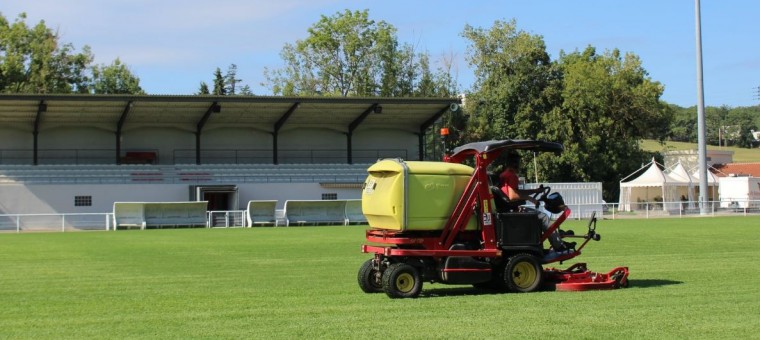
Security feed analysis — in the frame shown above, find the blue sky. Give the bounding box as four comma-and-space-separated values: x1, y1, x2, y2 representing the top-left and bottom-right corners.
3, 0, 759, 107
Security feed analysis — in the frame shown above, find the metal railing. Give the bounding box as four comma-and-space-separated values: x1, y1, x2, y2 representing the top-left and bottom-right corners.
1, 148, 409, 165
0, 213, 114, 232
2, 199, 758, 233
171, 148, 409, 165
207, 210, 246, 228
0, 165, 368, 185
0, 210, 249, 233
602, 199, 760, 219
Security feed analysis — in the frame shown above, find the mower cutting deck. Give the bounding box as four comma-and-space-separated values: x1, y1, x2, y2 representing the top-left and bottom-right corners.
545, 263, 630, 291
357, 139, 629, 298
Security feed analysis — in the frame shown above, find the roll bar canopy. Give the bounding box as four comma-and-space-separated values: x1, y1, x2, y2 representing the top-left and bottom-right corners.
449, 139, 563, 163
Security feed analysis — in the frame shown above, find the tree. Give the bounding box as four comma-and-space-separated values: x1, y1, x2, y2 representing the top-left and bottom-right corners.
727, 106, 759, 148
668, 104, 697, 142
264, 9, 457, 98
0, 13, 93, 93
264, 9, 395, 96
461, 19, 556, 142
238, 85, 254, 96
462, 19, 671, 200
225, 64, 241, 95
212, 67, 226, 95
197, 82, 210, 95
540, 47, 670, 199
667, 104, 759, 148
197, 64, 253, 96
90, 58, 144, 94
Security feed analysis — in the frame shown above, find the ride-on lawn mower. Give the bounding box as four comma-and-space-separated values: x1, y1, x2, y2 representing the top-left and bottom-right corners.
358, 139, 629, 298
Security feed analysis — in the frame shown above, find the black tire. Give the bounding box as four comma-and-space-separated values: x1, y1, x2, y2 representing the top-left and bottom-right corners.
357, 259, 383, 293
504, 253, 543, 293
382, 263, 422, 298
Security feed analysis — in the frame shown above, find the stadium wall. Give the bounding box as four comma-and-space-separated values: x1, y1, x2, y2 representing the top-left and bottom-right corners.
0, 127, 32, 150
0, 183, 361, 215
41, 126, 112, 150
202, 127, 272, 150
353, 128, 418, 161
123, 127, 192, 165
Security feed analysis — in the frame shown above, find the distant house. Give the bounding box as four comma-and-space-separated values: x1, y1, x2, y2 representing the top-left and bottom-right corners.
712, 163, 760, 177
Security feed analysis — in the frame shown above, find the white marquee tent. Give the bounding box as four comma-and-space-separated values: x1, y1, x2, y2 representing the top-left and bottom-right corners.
666, 162, 696, 209
618, 159, 694, 211
691, 166, 720, 201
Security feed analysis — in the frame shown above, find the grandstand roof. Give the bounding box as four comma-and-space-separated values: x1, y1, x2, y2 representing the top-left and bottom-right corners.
0, 94, 460, 134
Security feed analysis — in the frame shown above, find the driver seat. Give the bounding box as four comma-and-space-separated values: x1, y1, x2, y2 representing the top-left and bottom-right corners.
491, 186, 523, 213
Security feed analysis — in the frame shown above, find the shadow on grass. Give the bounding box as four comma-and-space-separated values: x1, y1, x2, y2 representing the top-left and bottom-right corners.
416, 279, 683, 298
419, 287, 503, 298
626, 279, 683, 289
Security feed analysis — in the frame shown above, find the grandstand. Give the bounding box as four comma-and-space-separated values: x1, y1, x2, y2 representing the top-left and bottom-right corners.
0, 94, 460, 216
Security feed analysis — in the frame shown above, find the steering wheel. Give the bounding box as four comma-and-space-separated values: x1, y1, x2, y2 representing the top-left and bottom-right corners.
532, 185, 551, 208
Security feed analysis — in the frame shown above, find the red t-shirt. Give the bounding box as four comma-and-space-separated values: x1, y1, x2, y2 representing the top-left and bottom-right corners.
499, 168, 519, 198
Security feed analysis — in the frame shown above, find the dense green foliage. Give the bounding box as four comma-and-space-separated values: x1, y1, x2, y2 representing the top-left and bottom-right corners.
90, 58, 144, 94
541, 47, 670, 199
640, 139, 760, 163
461, 20, 669, 199
1, 217, 759, 338
462, 20, 555, 141
263, 9, 456, 97
669, 104, 760, 148
0, 12, 142, 94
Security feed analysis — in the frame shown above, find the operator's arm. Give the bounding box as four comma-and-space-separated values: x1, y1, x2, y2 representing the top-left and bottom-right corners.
501, 171, 539, 205
509, 188, 539, 205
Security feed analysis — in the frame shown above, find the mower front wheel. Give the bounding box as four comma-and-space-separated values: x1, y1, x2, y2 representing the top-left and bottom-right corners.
357, 259, 383, 293
504, 253, 543, 293
382, 263, 422, 298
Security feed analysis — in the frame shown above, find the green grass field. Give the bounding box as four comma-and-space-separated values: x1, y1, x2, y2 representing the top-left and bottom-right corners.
2, 217, 759, 339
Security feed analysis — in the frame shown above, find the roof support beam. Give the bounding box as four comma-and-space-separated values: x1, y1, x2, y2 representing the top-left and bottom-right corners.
32, 101, 47, 165
346, 103, 378, 164
273, 102, 299, 164
115, 101, 133, 164
417, 105, 449, 161
195, 102, 221, 165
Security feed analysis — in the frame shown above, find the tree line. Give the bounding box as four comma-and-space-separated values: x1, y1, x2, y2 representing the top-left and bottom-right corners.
0, 13, 143, 94
2, 10, 758, 200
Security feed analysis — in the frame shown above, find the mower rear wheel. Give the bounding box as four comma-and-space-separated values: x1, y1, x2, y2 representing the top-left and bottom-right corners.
382, 263, 422, 298
504, 254, 543, 293
357, 259, 383, 293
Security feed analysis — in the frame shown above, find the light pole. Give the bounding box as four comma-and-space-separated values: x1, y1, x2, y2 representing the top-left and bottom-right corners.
695, 0, 709, 215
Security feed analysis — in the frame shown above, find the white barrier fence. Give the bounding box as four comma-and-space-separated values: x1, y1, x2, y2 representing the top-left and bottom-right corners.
3, 199, 759, 233
0, 213, 114, 232
208, 210, 246, 228
604, 199, 760, 219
